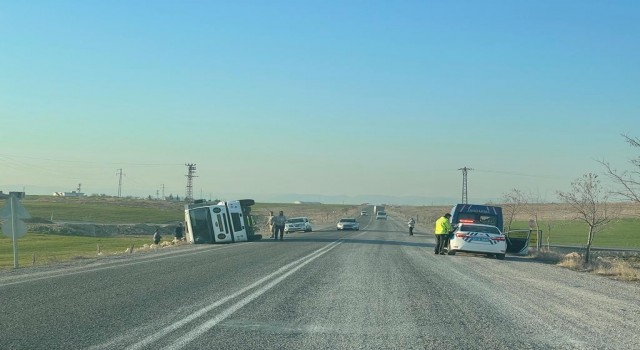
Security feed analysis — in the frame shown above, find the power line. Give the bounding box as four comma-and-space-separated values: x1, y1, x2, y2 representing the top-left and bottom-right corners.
116, 168, 125, 197
458, 166, 473, 204
185, 164, 197, 203
473, 168, 563, 179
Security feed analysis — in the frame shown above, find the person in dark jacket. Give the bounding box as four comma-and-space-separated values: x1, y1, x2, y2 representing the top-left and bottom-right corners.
408, 218, 416, 236
273, 211, 287, 241
153, 228, 161, 245
175, 222, 184, 241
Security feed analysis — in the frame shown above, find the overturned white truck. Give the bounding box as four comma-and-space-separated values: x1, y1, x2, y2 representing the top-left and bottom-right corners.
185, 199, 262, 244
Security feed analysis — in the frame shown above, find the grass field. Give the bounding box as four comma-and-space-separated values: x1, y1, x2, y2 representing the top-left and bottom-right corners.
23, 196, 184, 224
510, 218, 640, 248
0, 234, 152, 269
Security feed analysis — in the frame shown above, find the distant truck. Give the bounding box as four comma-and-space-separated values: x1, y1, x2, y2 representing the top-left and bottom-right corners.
373, 205, 385, 215
184, 199, 261, 244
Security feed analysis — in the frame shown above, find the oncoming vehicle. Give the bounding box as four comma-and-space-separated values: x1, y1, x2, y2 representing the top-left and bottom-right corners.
360, 210, 368, 216
285, 217, 312, 233
447, 223, 506, 260
376, 211, 387, 220
337, 218, 360, 230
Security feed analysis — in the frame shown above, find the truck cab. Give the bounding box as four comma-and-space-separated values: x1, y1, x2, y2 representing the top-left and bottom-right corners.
185, 199, 261, 244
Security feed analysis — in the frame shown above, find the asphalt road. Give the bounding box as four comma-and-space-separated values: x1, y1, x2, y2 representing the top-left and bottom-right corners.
1, 214, 639, 350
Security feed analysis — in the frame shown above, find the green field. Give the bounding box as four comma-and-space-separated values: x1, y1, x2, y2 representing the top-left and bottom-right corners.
509, 218, 640, 248
23, 197, 184, 224
0, 234, 153, 269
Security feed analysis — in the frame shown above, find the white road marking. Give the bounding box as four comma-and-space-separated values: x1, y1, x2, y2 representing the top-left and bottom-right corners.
123, 240, 343, 350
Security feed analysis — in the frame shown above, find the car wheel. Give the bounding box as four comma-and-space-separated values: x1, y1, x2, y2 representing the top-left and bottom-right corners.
496, 253, 505, 260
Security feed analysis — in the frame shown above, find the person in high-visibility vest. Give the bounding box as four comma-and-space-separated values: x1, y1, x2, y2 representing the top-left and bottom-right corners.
434, 213, 452, 254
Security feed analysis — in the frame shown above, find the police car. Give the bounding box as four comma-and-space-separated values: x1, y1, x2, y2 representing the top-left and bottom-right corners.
447, 223, 506, 260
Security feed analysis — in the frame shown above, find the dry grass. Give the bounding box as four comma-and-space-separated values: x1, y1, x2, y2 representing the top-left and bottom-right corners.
530, 249, 640, 282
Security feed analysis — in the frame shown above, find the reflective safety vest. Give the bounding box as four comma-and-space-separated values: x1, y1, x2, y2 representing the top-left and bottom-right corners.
434, 216, 451, 234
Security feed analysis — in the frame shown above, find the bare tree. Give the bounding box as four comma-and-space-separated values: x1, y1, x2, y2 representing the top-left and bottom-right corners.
501, 189, 548, 249
524, 191, 547, 250
557, 173, 615, 263
501, 189, 526, 231
598, 134, 640, 203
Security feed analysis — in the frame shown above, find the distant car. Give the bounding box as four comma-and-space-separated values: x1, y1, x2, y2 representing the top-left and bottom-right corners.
376, 211, 387, 220
447, 223, 506, 260
285, 217, 312, 233
337, 218, 360, 231
360, 210, 368, 216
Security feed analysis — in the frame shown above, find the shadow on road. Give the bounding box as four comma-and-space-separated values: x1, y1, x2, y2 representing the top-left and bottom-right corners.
257, 236, 435, 248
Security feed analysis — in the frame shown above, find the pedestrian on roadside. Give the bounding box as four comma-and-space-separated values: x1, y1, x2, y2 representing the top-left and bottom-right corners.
267, 211, 275, 238
434, 213, 452, 254
273, 210, 287, 241
153, 228, 161, 245
175, 222, 184, 241
408, 217, 416, 236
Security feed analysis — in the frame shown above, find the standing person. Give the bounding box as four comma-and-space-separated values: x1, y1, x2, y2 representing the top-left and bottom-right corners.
174, 222, 184, 241
408, 217, 416, 236
153, 228, 161, 245
273, 210, 287, 241
434, 213, 452, 255
267, 211, 275, 238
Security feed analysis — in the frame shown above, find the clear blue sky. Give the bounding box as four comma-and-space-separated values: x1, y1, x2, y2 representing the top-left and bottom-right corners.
1, 1, 638, 204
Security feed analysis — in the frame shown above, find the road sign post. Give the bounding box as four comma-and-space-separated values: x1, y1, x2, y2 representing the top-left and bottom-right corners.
1, 195, 31, 268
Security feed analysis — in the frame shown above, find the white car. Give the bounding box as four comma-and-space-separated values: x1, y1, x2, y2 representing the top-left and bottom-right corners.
337, 218, 360, 231
360, 210, 368, 216
447, 223, 506, 260
376, 211, 387, 220
284, 217, 312, 233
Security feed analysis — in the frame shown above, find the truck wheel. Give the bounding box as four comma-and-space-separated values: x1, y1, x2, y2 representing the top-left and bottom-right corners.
496, 254, 506, 260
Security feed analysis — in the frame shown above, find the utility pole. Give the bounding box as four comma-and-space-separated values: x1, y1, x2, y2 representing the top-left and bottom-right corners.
161, 184, 165, 200
458, 167, 473, 204
116, 168, 124, 197
185, 164, 197, 203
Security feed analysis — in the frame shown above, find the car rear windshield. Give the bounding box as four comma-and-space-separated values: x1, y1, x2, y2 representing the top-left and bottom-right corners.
377, 212, 386, 215
458, 213, 498, 226
340, 218, 356, 222
287, 218, 304, 223
460, 224, 501, 235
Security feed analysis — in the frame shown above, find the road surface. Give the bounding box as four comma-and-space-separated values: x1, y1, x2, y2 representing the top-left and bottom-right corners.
1, 213, 639, 349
